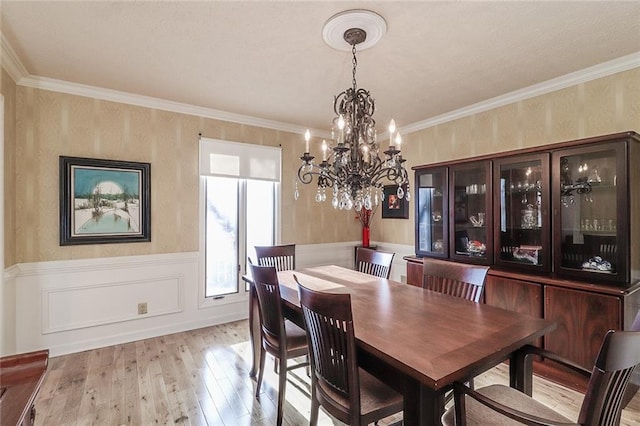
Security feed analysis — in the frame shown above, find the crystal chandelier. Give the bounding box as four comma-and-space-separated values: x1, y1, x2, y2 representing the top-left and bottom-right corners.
295, 13, 409, 221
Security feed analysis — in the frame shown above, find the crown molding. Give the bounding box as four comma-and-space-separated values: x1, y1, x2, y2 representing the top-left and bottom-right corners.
399, 51, 640, 136
17, 75, 330, 136
3, 22, 637, 139
1, 33, 29, 83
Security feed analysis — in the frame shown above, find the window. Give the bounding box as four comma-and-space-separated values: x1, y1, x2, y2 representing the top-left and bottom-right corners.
203, 176, 276, 297
199, 138, 281, 302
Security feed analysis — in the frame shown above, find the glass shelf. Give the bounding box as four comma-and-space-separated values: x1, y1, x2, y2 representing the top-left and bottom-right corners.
553, 141, 628, 282
415, 167, 448, 258
450, 162, 492, 264
494, 153, 550, 271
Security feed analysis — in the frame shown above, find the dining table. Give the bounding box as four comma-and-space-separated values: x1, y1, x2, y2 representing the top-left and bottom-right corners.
245, 265, 555, 425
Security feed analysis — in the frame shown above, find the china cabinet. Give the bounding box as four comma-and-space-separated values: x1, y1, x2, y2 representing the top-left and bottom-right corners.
450, 162, 492, 264
494, 153, 550, 272
552, 142, 629, 284
415, 167, 448, 258
408, 130, 640, 391
414, 162, 492, 263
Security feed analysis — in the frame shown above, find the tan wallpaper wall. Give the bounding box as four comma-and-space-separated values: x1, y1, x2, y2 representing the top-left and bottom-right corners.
5, 67, 639, 265
376, 68, 640, 245
2, 69, 17, 267
10, 87, 360, 264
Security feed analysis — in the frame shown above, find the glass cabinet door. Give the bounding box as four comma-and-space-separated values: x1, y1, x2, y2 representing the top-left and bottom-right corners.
449, 162, 492, 264
415, 167, 448, 258
552, 142, 629, 284
494, 154, 550, 271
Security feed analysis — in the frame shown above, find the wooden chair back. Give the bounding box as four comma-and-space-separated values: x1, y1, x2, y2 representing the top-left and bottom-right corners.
579, 329, 640, 425
296, 278, 361, 425
422, 258, 489, 303
355, 248, 395, 279
255, 244, 296, 271
249, 263, 285, 352
621, 308, 640, 408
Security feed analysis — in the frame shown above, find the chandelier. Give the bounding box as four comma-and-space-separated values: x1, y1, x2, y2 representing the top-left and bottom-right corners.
295, 10, 409, 220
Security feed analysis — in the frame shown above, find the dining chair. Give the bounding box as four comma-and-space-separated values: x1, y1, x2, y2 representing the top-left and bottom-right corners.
422, 258, 489, 401
355, 247, 395, 279
295, 276, 404, 426
621, 308, 640, 408
422, 258, 489, 303
442, 328, 640, 426
255, 244, 296, 271
249, 263, 309, 426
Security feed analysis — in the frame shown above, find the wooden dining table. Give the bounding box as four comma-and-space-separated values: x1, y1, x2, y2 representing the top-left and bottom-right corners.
245, 265, 555, 425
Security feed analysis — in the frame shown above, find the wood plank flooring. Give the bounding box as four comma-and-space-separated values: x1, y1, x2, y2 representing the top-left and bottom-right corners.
34, 320, 640, 425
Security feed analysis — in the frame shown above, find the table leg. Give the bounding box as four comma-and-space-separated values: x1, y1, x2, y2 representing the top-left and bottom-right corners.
510, 348, 533, 396
248, 283, 260, 378
358, 350, 444, 425
413, 384, 445, 426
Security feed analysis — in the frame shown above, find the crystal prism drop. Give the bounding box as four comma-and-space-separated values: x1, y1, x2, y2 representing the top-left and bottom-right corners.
364, 197, 372, 210
397, 186, 404, 199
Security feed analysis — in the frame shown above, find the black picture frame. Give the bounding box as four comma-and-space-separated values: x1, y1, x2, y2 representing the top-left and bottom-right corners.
382, 185, 409, 219
59, 156, 151, 245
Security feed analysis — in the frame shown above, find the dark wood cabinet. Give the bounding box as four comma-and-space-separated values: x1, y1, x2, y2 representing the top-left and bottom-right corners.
544, 286, 621, 369
409, 131, 640, 390
415, 167, 448, 258
449, 161, 493, 265
552, 141, 631, 284
493, 153, 551, 272
485, 275, 543, 347
413, 131, 639, 285
403, 256, 640, 391
485, 275, 543, 318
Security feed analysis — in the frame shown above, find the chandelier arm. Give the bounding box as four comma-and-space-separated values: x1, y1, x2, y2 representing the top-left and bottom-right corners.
298, 164, 337, 187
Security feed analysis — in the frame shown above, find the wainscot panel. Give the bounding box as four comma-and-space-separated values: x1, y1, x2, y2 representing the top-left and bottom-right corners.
8, 242, 385, 357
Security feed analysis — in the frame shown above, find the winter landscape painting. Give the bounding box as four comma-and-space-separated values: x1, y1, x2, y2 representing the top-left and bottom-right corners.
60, 157, 151, 245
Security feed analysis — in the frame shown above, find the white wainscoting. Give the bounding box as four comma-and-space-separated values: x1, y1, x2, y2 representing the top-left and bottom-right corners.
4, 242, 413, 357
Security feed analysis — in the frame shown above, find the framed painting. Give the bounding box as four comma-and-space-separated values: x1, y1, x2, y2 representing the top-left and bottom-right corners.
382, 185, 409, 219
59, 156, 151, 245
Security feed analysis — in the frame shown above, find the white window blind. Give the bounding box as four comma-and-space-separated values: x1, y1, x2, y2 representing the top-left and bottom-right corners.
199, 137, 281, 182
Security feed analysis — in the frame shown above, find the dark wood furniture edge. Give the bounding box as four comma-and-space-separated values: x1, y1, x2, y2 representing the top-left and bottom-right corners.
0, 349, 49, 426
411, 130, 640, 171
404, 256, 640, 296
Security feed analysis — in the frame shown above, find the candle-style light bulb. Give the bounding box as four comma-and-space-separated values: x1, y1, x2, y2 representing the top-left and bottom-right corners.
362, 144, 369, 163
395, 132, 402, 150
388, 119, 396, 147
337, 115, 345, 145
322, 140, 327, 161
304, 129, 310, 153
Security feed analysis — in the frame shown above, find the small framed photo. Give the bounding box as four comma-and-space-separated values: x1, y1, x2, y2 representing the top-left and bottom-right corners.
382, 185, 409, 219
59, 156, 151, 245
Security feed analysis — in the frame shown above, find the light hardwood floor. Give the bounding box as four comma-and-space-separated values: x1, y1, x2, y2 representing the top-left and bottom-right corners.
34, 320, 640, 425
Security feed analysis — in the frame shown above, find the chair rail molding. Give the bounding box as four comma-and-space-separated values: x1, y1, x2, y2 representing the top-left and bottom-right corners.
5, 242, 400, 356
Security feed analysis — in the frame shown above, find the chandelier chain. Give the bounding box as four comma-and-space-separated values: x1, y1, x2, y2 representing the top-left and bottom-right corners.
351, 43, 358, 91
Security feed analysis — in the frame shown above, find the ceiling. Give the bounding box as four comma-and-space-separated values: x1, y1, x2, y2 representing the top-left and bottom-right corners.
2, 1, 639, 135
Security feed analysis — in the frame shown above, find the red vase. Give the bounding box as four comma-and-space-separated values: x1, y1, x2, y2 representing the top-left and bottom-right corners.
362, 226, 370, 248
